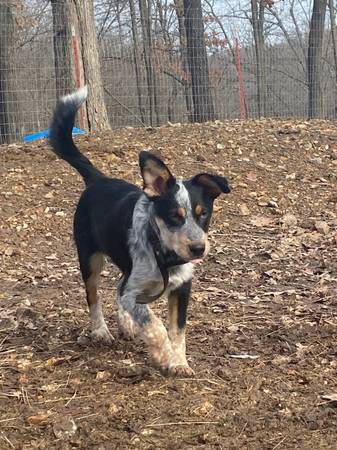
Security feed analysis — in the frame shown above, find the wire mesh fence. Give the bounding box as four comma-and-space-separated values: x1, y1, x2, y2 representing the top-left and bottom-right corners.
0, 0, 336, 144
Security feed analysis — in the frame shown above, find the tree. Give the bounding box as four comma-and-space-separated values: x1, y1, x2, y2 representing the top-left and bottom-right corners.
328, 0, 337, 117
307, 0, 327, 118
51, 0, 110, 131
138, 0, 160, 126
51, 0, 74, 98
0, 2, 21, 143
183, 0, 215, 122
251, 0, 267, 117
129, 0, 146, 124
174, 0, 193, 122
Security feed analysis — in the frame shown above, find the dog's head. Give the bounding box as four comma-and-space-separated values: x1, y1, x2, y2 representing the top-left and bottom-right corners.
139, 151, 230, 264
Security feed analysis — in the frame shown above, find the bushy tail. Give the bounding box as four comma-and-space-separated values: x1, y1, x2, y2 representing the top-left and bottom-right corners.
49, 86, 104, 185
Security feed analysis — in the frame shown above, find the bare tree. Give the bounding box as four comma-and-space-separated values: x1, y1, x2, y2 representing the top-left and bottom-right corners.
308, 0, 327, 118
138, 0, 160, 126
0, 1, 21, 143
328, 0, 337, 117
51, 0, 74, 97
129, 0, 146, 124
251, 0, 267, 117
174, 0, 193, 122
51, 0, 110, 131
183, 0, 215, 122
74, 0, 110, 130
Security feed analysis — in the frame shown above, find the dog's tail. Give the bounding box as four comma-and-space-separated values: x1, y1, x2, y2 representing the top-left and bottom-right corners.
49, 86, 104, 185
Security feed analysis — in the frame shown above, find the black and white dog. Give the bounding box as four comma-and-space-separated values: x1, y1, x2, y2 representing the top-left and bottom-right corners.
49, 87, 230, 376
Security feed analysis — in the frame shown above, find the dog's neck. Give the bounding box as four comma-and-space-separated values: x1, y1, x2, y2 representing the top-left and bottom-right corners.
135, 215, 186, 305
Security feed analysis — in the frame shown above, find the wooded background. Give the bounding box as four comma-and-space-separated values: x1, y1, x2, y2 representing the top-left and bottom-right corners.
0, 0, 334, 143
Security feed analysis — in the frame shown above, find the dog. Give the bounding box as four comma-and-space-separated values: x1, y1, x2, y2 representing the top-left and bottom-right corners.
49, 86, 230, 376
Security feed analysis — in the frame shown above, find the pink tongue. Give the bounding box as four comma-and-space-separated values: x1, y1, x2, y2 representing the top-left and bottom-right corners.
191, 259, 203, 265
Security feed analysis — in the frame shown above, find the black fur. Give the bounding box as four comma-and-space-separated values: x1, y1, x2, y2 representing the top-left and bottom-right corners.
48, 88, 231, 374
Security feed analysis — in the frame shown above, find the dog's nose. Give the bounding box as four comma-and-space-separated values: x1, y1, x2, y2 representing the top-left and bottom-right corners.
189, 243, 205, 258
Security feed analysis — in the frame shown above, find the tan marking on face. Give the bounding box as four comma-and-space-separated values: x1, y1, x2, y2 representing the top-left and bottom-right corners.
195, 204, 203, 216
177, 207, 186, 218
156, 217, 209, 261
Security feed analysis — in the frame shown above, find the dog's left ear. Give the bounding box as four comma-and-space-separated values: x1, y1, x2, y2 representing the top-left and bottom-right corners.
191, 173, 231, 199
139, 151, 176, 198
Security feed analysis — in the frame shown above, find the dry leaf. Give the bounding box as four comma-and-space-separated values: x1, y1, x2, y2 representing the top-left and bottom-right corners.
250, 216, 275, 227
315, 220, 330, 235
238, 203, 250, 216
281, 213, 297, 228
28, 413, 51, 425
191, 400, 214, 417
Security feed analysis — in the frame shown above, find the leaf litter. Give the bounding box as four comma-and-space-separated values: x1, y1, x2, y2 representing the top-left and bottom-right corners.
0, 118, 337, 449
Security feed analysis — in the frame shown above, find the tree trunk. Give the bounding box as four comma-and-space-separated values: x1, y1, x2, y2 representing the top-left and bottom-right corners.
174, 0, 193, 122
183, 0, 215, 122
51, 0, 74, 98
308, 0, 327, 118
0, 2, 21, 143
129, 0, 146, 124
51, 0, 110, 131
138, 0, 160, 126
74, 0, 110, 130
328, 0, 337, 117
251, 0, 267, 117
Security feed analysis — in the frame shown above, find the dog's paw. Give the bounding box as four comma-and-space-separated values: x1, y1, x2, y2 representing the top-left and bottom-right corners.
118, 309, 138, 340
91, 326, 114, 346
168, 364, 195, 377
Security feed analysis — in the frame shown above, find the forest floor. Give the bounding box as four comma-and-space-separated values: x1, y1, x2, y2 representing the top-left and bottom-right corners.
1, 118, 337, 450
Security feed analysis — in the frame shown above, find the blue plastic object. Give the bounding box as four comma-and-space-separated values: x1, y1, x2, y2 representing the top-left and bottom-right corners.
23, 127, 86, 143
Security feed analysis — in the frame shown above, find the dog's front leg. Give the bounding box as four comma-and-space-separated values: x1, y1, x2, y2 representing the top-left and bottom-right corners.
119, 288, 173, 372
167, 281, 194, 376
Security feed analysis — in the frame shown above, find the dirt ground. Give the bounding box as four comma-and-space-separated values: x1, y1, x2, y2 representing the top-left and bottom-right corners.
1, 119, 337, 450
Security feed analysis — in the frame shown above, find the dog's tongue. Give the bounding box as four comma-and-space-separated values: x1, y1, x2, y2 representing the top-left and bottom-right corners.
191, 258, 203, 265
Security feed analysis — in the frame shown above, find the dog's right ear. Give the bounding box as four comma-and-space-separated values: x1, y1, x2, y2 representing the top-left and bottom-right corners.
139, 151, 176, 198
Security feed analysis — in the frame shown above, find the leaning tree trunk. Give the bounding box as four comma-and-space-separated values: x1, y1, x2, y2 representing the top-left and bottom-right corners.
0, 2, 21, 143
251, 0, 267, 117
308, 0, 327, 119
183, 0, 215, 122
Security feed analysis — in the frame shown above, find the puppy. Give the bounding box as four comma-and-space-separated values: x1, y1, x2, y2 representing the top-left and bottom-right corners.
49, 86, 230, 376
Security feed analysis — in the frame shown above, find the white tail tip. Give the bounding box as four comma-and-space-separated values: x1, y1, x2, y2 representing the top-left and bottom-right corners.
61, 85, 88, 106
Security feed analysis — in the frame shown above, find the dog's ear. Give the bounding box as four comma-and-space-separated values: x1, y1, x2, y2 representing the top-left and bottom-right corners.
139, 151, 176, 197
191, 173, 230, 199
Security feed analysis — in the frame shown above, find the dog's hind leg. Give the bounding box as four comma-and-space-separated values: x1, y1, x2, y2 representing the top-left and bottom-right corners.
78, 249, 114, 345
